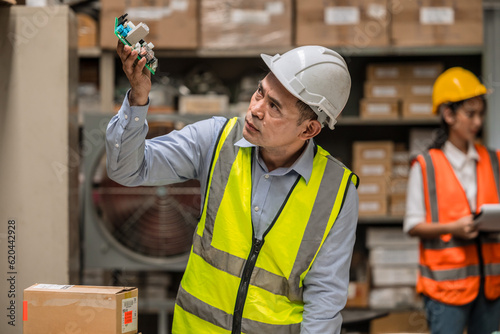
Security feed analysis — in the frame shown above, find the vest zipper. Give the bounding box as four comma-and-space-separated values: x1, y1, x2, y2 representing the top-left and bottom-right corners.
232, 238, 264, 334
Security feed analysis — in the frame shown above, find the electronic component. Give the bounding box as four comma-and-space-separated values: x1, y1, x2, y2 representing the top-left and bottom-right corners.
114, 13, 158, 75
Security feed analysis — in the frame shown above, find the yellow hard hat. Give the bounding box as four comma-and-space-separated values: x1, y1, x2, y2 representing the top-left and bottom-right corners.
432, 67, 488, 114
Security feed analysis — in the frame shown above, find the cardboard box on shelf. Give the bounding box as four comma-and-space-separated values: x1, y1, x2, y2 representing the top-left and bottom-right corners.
405, 80, 435, 98
372, 265, 418, 286
353, 141, 394, 163
390, 177, 408, 195
366, 63, 443, 81
178, 94, 229, 114
200, 0, 292, 49
295, 0, 390, 47
357, 176, 388, 196
77, 13, 98, 48
369, 287, 422, 309
402, 97, 436, 119
391, 0, 483, 47
346, 281, 370, 308
358, 195, 388, 216
364, 81, 405, 99
100, 0, 198, 49
360, 98, 399, 119
390, 193, 407, 216
354, 161, 392, 177
23, 284, 138, 334
366, 227, 418, 248
369, 245, 418, 266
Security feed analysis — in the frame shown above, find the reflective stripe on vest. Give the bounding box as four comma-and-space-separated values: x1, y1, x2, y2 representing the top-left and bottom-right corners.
417, 145, 500, 305
173, 117, 358, 333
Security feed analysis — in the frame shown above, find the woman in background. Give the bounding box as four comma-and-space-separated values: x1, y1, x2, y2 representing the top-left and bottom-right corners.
404, 67, 500, 333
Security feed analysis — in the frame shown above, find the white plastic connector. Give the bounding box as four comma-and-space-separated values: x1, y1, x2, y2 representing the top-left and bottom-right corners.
126, 22, 150, 45
147, 42, 155, 49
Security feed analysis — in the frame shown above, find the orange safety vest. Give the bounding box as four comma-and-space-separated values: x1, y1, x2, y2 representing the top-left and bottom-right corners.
416, 144, 500, 305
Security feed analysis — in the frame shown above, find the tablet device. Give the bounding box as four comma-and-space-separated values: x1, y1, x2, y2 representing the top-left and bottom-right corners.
474, 204, 500, 232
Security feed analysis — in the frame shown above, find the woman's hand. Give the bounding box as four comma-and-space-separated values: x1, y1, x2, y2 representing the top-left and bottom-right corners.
448, 215, 478, 239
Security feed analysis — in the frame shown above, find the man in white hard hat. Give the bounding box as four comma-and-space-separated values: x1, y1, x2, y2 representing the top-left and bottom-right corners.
106, 42, 359, 333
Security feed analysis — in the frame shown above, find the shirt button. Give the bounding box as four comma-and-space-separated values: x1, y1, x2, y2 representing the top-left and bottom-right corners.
124, 114, 128, 120
264, 174, 269, 179
134, 117, 140, 122
115, 143, 119, 148
254, 206, 259, 212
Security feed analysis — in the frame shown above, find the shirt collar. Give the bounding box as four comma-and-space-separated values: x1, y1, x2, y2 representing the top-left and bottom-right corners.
443, 140, 479, 170
234, 138, 315, 184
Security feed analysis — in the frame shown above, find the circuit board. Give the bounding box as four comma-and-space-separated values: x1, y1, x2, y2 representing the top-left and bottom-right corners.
114, 13, 158, 75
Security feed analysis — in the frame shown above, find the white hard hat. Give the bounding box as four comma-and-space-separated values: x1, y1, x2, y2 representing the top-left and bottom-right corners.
261, 46, 351, 129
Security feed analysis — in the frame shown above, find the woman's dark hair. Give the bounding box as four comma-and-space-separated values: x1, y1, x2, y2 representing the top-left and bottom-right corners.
428, 96, 486, 150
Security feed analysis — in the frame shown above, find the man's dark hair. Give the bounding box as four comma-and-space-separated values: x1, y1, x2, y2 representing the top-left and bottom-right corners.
296, 100, 317, 125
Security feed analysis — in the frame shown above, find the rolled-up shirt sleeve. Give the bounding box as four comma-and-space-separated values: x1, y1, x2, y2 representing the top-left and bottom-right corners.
106, 90, 226, 187
301, 182, 359, 334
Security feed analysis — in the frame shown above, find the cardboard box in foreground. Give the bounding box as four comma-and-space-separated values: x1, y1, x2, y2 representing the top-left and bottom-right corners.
23, 284, 138, 334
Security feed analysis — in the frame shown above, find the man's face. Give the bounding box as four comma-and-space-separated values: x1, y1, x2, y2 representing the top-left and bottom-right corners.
242, 73, 309, 151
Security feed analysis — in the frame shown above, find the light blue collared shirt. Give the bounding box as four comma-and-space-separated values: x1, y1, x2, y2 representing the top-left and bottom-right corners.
106, 92, 358, 334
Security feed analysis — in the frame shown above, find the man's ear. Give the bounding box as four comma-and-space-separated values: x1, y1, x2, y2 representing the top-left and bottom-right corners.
300, 120, 322, 140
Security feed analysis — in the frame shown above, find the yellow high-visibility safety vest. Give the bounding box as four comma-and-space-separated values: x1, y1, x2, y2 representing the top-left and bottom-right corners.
173, 117, 358, 334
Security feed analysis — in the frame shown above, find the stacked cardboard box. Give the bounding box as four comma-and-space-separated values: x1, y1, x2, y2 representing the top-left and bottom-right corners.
389, 144, 410, 216
391, 0, 483, 47
366, 228, 422, 309
100, 0, 198, 49
200, 0, 292, 49
361, 62, 443, 119
353, 141, 394, 216
295, 0, 390, 47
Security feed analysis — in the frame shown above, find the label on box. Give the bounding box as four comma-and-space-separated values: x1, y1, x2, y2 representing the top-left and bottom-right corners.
413, 66, 441, 79
411, 85, 433, 96
360, 201, 381, 212
122, 297, 138, 333
420, 7, 454, 25
367, 4, 386, 20
367, 103, 391, 115
266, 1, 285, 15
359, 183, 381, 195
372, 86, 398, 97
127, 7, 169, 20
363, 149, 387, 160
409, 103, 432, 114
324, 7, 360, 25
33, 284, 74, 290
374, 68, 399, 79
171, 0, 189, 12
231, 9, 270, 25
347, 282, 357, 298
361, 164, 386, 176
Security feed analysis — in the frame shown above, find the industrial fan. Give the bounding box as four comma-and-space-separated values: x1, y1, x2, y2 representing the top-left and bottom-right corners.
83, 114, 201, 271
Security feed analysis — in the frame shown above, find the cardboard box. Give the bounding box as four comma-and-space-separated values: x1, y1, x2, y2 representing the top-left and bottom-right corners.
346, 281, 369, 308
366, 63, 443, 81
370, 311, 428, 333
296, 0, 390, 47
358, 195, 387, 216
390, 177, 408, 194
372, 265, 418, 286
405, 80, 435, 98
360, 98, 399, 119
23, 284, 138, 334
100, 0, 198, 49
369, 245, 418, 266
364, 81, 405, 99
391, 0, 483, 47
369, 287, 422, 309
366, 227, 418, 248
358, 176, 388, 196
390, 193, 407, 216
77, 13, 98, 48
354, 161, 392, 177
178, 94, 229, 114
353, 141, 394, 162
200, 0, 292, 49
402, 97, 436, 119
